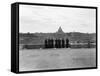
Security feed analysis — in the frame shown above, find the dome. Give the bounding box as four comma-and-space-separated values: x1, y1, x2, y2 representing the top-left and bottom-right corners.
56, 26, 64, 34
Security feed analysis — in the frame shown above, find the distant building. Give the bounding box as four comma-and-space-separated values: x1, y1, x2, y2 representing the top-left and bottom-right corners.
56, 26, 64, 34
19, 26, 96, 49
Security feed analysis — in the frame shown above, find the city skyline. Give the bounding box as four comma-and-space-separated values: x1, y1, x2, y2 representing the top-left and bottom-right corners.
19, 26, 96, 34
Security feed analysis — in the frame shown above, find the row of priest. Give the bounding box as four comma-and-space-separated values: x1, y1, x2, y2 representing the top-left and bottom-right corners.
44, 38, 70, 48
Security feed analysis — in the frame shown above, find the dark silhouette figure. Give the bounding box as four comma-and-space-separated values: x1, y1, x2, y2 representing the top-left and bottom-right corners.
66, 38, 69, 48
62, 39, 65, 48
49, 39, 51, 48
57, 39, 59, 48
45, 38, 70, 48
45, 39, 48, 48
49, 38, 53, 48
58, 39, 61, 48
47, 39, 49, 48
55, 39, 58, 48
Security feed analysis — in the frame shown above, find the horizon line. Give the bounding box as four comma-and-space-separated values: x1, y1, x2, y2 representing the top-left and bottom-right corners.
19, 32, 96, 34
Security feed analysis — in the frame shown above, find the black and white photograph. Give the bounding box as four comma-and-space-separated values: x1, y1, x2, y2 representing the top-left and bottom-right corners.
18, 3, 97, 72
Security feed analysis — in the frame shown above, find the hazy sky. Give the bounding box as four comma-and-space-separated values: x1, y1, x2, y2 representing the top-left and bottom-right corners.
19, 5, 96, 33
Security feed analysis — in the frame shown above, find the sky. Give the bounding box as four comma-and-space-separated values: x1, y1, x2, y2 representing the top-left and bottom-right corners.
19, 5, 96, 33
